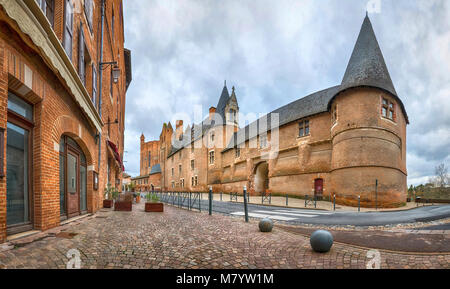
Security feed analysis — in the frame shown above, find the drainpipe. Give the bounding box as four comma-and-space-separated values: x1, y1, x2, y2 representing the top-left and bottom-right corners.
98, 0, 105, 173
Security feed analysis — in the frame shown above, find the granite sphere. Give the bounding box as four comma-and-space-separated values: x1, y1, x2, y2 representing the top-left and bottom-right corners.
259, 218, 274, 232
310, 230, 333, 253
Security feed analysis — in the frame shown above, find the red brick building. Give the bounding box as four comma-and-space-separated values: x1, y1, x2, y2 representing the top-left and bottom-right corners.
140, 15, 408, 208
0, 0, 131, 242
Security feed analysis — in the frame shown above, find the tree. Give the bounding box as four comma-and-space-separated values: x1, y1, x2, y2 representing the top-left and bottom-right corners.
434, 163, 449, 188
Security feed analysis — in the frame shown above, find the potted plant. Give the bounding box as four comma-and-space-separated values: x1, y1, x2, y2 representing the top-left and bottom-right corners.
145, 192, 164, 212
114, 191, 133, 211
135, 193, 141, 203
103, 184, 117, 208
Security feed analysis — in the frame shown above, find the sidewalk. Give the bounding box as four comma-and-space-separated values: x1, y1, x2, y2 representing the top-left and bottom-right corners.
199, 193, 428, 212
0, 202, 449, 269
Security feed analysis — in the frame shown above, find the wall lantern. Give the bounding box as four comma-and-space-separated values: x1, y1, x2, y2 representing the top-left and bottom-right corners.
112, 65, 121, 83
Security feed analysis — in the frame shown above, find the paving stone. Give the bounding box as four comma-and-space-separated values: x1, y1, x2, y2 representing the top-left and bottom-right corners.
0, 203, 448, 269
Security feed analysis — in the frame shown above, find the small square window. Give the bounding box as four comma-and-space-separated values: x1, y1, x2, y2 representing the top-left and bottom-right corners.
299, 120, 310, 137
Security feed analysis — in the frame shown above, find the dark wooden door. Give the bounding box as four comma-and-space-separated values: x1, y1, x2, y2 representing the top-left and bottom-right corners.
314, 179, 324, 197
67, 149, 80, 217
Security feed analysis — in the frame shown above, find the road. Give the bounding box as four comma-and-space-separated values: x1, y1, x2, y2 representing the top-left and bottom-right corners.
159, 194, 450, 226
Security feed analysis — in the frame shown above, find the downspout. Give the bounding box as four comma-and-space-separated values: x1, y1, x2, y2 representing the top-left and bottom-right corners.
98, 0, 105, 174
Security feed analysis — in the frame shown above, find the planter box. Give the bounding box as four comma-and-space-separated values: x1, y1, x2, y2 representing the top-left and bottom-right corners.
145, 202, 164, 212
103, 199, 114, 208
136, 195, 141, 203
114, 201, 132, 211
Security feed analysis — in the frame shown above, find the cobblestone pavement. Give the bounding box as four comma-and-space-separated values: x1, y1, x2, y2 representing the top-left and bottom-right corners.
0, 203, 449, 269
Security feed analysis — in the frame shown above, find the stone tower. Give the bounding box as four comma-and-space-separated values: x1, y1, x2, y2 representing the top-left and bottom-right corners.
329, 15, 409, 208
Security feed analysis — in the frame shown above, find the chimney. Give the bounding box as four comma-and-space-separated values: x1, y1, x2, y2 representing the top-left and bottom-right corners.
176, 120, 183, 140
209, 107, 216, 120
140, 133, 145, 144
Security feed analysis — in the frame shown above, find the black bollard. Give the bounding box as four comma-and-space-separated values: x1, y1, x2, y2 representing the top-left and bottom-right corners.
243, 186, 249, 223
209, 187, 212, 216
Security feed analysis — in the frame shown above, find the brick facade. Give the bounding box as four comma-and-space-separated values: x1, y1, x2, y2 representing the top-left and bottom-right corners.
0, 0, 130, 243
138, 16, 408, 209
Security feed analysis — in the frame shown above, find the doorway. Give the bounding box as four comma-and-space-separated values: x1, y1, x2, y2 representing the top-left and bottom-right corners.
6, 91, 34, 235
314, 178, 324, 199
254, 162, 269, 194
59, 136, 87, 220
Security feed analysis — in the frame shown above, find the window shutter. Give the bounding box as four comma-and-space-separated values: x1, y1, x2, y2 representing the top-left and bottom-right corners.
84, 0, 93, 31
63, 0, 73, 60
78, 23, 85, 85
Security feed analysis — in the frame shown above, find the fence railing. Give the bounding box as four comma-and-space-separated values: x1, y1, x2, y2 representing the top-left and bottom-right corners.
144, 191, 202, 212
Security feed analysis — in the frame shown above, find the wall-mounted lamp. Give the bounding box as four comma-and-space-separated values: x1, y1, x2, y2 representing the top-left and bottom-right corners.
100, 61, 120, 83
112, 65, 121, 83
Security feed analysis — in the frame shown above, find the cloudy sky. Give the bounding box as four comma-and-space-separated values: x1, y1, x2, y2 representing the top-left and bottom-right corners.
122, 0, 450, 186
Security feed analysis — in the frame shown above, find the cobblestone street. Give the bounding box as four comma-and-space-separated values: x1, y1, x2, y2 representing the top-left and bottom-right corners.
0, 203, 449, 269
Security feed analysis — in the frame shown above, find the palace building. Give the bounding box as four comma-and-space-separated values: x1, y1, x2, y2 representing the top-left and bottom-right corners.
0, 0, 131, 243
136, 15, 408, 208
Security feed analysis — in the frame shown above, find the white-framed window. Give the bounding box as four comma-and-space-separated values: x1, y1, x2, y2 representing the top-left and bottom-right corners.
209, 150, 215, 164
195, 175, 198, 186
381, 97, 396, 121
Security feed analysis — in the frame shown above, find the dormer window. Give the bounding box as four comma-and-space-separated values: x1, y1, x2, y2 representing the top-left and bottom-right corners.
382, 98, 395, 121
235, 147, 241, 158
259, 135, 268, 149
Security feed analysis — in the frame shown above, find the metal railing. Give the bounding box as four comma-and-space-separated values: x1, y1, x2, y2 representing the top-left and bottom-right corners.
145, 191, 201, 212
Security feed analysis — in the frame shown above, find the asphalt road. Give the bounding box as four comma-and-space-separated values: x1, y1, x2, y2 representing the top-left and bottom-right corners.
161, 195, 450, 226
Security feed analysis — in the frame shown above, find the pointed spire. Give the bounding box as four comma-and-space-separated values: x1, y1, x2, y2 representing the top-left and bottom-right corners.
216, 81, 230, 120
339, 14, 397, 97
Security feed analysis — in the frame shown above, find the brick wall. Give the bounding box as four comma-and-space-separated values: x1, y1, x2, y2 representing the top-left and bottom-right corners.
0, 0, 128, 242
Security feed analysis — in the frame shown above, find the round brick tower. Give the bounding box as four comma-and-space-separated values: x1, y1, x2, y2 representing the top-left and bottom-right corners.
329, 15, 409, 208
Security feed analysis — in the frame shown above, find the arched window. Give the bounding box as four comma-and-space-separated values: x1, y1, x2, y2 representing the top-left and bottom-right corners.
59, 136, 87, 219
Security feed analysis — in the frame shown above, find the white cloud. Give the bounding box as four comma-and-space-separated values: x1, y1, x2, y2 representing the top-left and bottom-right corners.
122, 0, 450, 184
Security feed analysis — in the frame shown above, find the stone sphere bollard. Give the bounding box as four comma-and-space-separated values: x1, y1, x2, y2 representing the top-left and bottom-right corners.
310, 230, 333, 253
259, 218, 274, 232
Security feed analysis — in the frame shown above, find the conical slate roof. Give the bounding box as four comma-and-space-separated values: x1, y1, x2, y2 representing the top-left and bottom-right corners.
216, 83, 230, 120
339, 14, 397, 97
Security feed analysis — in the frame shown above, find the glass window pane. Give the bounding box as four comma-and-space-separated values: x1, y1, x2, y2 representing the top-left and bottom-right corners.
8, 92, 33, 121
382, 98, 388, 105
80, 165, 87, 212
382, 107, 387, 117
6, 122, 29, 226
67, 154, 77, 194
389, 110, 393, 120
59, 154, 65, 215
299, 127, 304, 136
305, 126, 310, 135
